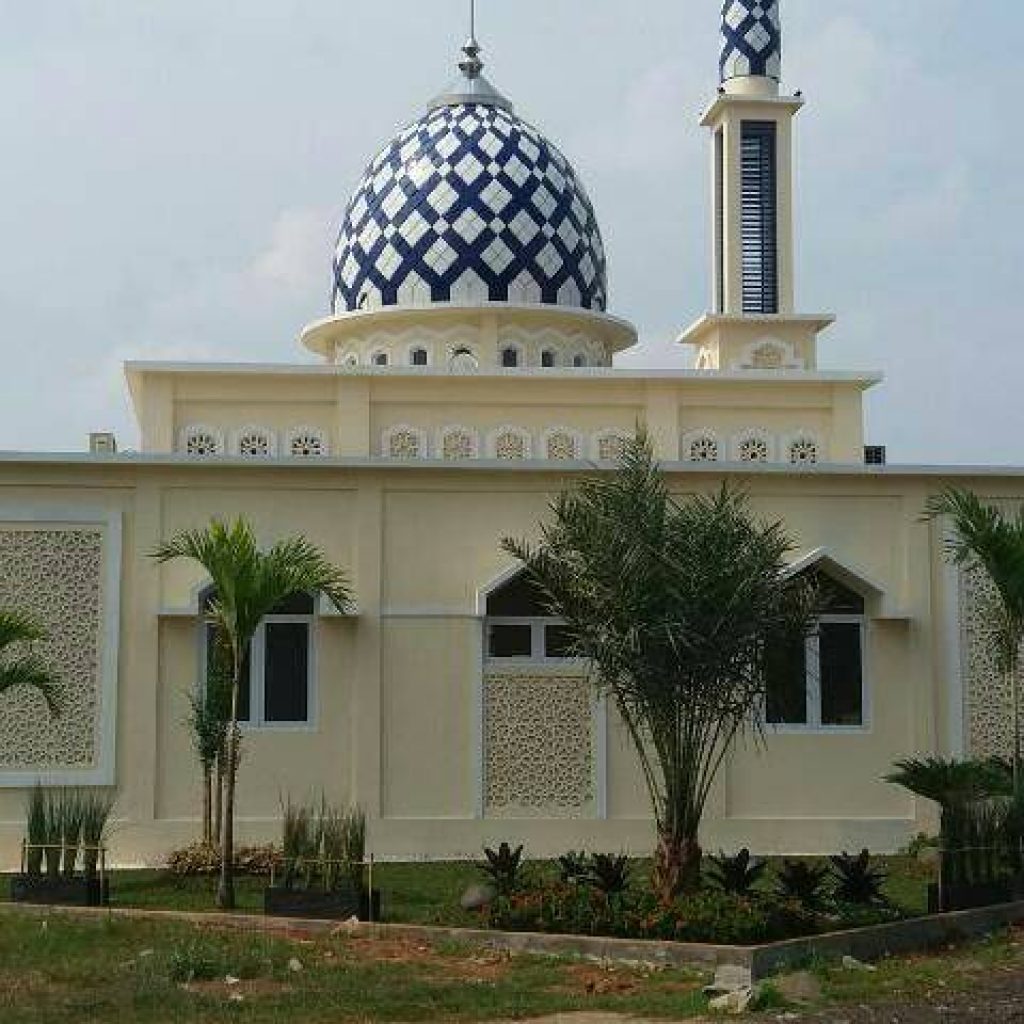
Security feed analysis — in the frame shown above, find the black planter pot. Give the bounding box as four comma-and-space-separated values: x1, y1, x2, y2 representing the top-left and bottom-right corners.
927, 881, 1012, 914
10, 874, 109, 907
263, 884, 382, 921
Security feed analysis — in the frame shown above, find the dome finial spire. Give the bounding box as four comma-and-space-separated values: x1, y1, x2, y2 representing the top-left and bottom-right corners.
459, 0, 483, 80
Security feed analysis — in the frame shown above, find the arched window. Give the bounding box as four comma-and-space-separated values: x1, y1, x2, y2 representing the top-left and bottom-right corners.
233, 426, 277, 458
180, 425, 223, 457
500, 346, 520, 368
684, 431, 719, 462
572, 354, 587, 368
766, 570, 867, 730
201, 590, 316, 727
372, 351, 389, 367
541, 350, 556, 368
485, 573, 576, 662
383, 426, 425, 459
788, 436, 820, 466
449, 346, 479, 372
410, 347, 428, 367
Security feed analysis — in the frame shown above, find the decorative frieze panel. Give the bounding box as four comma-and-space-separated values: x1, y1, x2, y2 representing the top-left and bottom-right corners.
0, 512, 120, 785
962, 564, 1024, 759
483, 672, 595, 818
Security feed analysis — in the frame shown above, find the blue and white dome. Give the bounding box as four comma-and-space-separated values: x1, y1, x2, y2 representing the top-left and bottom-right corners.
331, 43, 608, 315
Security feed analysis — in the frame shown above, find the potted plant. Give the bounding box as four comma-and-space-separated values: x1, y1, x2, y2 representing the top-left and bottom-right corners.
264, 799, 376, 920
11, 788, 114, 907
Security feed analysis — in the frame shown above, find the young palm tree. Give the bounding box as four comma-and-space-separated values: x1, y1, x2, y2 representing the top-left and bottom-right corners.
504, 433, 817, 900
0, 610, 62, 719
926, 489, 1024, 780
153, 519, 353, 909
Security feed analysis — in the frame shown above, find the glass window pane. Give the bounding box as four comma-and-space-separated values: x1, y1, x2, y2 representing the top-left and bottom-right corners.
544, 624, 575, 659
820, 622, 864, 726
486, 574, 548, 617
765, 634, 807, 725
263, 623, 309, 723
488, 623, 532, 658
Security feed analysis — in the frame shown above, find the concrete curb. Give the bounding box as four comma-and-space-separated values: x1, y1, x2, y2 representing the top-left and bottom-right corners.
3, 898, 1023, 981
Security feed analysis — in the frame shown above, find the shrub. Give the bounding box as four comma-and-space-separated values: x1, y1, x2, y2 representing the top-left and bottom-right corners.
775, 860, 830, 910
707, 848, 767, 897
480, 842, 524, 896
25, 786, 47, 877
558, 850, 589, 885
588, 853, 631, 897
830, 850, 887, 905
166, 842, 282, 878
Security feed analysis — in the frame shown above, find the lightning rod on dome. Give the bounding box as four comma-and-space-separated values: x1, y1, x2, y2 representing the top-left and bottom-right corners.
459, 0, 483, 81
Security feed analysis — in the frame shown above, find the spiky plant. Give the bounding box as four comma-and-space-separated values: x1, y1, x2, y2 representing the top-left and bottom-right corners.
707, 848, 768, 897
588, 853, 631, 898
59, 789, 84, 879
42, 791, 61, 881
320, 802, 346, 892
558, 850, 589, 885
830, 850, 887, 906
775, 860, 830, 910
153, 519, 353, 909
79, 791, 115, 883
341, 806, 367, 892
24, 785, 47, 877
479, 842, 525, 897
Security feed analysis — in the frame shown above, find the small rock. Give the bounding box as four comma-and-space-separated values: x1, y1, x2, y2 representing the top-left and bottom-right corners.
841, 955, 877, 972
287, 958, 303, 973
138, 949, 154, 959
704, 964, 754, 995
774, 970, 822, 1004
225, 975, 241, 986
229, 993, 244, 1003
331, 916, 362, 937
460, 883, 496, 911
709, 986, 757, 1014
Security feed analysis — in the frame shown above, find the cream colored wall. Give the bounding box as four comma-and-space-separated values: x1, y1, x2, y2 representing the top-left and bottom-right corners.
3, 461, 1018, 867
135, 365, 869, 467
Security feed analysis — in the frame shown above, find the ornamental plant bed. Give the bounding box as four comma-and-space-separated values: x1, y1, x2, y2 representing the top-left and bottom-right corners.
927, 880, 1018, 914
10, 873, 109, 907
263, 883, 381, 921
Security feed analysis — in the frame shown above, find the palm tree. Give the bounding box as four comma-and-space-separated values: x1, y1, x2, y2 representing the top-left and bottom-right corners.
926, 489, 1024, 781
0, 610, 62, 717
153, 519, 353, 909
504, 433, 817, 900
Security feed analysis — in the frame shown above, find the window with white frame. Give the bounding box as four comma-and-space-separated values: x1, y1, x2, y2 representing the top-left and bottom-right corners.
765, 571, 867, 729
201, 591, 316, 727
485, 573, 577, 662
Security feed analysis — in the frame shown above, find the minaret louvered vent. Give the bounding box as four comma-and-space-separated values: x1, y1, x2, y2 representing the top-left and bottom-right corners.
740, 120, 779, 314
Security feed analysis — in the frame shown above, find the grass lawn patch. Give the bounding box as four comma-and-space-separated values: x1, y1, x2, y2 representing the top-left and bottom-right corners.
0, 910, 709, 1023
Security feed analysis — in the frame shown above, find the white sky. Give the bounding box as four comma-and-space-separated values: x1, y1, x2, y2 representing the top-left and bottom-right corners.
0, 0, 1020, 464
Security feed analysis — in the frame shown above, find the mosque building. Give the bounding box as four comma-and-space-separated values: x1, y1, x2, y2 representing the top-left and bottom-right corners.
0, 1, 1020, 865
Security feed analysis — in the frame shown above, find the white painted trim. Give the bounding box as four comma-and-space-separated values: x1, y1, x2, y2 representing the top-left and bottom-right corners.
590, 428, 632, 462
436, 424, 480, 461
285, 425, 330, 458
0, 504, 122, 788
783, 547, 886, 601
475, 564, 525, 617
681, 427, 721, 463
731, 428, 776, 463
380, 423, 428, 459
177, 423, 225, 456
541, 426, 583, 462
485, 425, 532, 461
229, 425, 278, 458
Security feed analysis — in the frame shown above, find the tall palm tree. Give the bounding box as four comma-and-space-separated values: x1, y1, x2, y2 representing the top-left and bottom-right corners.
0, 610, 62, 717
926, 489, 1024, 781
504, 433, 817, 900
153, 519, 353, 909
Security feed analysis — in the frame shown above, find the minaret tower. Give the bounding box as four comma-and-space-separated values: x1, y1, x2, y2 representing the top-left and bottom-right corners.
680, 0, 834, 371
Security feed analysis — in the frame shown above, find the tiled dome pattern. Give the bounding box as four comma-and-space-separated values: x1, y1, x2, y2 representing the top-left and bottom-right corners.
721, 0, 782, 82
332, 103, 607, 314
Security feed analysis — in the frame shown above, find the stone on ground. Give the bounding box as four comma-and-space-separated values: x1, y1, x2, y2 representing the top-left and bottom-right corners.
460, 883, 497, 911
773, 969, 823, 1003
708, 986, 757, 1014
704, 963, 753, 995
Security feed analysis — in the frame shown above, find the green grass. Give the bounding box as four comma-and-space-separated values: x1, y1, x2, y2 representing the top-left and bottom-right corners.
2, 853, 932, 925
0, 911, 710, 1023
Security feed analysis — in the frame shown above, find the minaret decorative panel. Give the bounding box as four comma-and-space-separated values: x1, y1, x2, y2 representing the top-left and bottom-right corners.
720, 0, 782, 83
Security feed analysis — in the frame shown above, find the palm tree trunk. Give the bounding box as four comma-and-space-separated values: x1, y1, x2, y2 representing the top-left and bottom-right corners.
652, 830, 702, 904
213, 756, 223, 845
201, 764, 212, 845
217, 657, 242, 910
